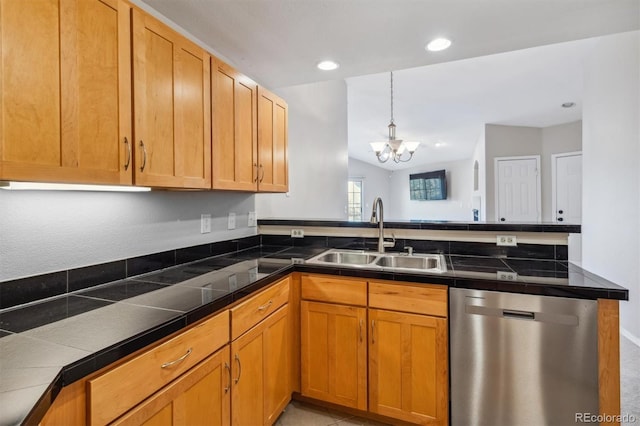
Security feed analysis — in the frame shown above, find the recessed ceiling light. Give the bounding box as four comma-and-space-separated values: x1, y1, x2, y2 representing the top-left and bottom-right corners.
317, 60, 339, 71
426, 38, 451, 52
562, 102, 576, 108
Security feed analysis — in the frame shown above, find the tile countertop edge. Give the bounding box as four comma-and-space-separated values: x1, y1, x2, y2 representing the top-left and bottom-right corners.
14, 256, 627, 426
257, 219, 582, 233
17, 267, 296, 426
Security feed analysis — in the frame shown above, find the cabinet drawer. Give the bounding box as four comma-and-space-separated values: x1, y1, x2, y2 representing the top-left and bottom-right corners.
369, 281, 448, 317
87, 310, 229, 425
231, 277, 290, 340
301, 274, 367, 306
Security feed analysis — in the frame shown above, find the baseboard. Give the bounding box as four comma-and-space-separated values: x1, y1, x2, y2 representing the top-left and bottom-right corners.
621, 328, 640, 348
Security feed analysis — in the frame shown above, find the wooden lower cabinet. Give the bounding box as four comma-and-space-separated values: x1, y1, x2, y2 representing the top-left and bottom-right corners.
231, 304, 290, 426
112, 345, 231, 426
300, 300, 367, 411
369, 309, 448, 426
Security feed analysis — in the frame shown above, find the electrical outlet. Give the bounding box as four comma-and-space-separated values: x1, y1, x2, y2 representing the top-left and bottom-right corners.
228, 274, 237, 291
291, 229, 304, 238
497, 271, 518, 281
200, 214, 211, 234
248, 211, 257, 227
496, 235, 517, 246
228, 212, 236, 230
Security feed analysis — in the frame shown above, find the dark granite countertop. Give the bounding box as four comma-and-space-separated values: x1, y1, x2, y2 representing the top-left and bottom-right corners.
0, 245, 626, 425
258, 218, 582, 233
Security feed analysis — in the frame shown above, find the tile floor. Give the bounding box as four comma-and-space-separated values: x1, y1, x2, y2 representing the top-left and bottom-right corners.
621, 335, 640, 426
277, 336, 639, 426
275, 401, 389, 426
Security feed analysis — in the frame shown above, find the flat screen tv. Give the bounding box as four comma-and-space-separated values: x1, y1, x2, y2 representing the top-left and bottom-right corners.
409, 169, 447, 200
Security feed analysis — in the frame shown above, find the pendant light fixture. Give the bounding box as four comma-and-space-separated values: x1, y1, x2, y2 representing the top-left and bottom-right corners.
370, 71, 419, 163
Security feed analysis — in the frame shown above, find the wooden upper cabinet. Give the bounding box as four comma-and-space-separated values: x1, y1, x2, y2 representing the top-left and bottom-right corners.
132, 9, 211, 189
211, 59, 258, 191
0, 0, 133, 185
257, 86, 288, 192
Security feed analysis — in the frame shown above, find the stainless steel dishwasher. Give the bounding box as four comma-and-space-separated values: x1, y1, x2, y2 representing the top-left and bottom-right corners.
450, 288, 599, 426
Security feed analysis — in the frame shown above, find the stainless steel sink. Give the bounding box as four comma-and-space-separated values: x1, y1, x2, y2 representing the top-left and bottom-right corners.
313, 251, 378, 265
376, 254, 446, 272
306, 249, 447, 273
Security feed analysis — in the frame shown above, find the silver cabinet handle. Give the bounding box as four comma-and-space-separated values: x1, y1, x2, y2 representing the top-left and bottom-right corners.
234, 353, 242, 384
224, 362, 231, 393
161, 348, 192, 368
253, 163, 258, 182
359, 319, 364, 342
371, 320, 375, 344
258, 164, 264, 182
139, 140, 147, 172
124, 137, 131, 171
258, 300, 273, 312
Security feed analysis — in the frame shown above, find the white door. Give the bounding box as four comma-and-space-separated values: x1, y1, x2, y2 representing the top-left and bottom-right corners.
495, 157, 540, 222
553, 152, 582, 224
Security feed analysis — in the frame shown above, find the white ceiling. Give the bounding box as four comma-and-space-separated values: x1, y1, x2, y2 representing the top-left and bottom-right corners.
139, 0, 640, 169
347, 38, 592, 169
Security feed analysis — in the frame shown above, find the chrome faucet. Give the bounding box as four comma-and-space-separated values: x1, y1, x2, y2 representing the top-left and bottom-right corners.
370, 197, 395, 253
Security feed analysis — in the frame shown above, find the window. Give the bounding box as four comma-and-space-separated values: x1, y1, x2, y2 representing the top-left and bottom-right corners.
347, 179, 363, 221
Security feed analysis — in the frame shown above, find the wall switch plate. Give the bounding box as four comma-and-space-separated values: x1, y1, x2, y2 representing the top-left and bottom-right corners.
496, 235, 517, 246
228, 213, 236, 230
248, 211, 257, 227
291, 229, 304, 238
200, 214, 211, 234
497, 271, 518, 281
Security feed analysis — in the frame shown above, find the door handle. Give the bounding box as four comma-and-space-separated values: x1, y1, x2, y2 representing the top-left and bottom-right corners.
500, 217, 506, 222
558, 209, 564, 214
234, 353, 242, 384
558, 217, 564, 222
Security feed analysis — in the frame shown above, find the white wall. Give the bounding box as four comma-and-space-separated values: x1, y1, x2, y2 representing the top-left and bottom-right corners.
582, 31, 640, 341
485, 124, 542, 221
386, 159, 474, 221
0, 191, 255, 281
256, 80, 349, 219
348, 158, 391, 218
541, 121, 582, 221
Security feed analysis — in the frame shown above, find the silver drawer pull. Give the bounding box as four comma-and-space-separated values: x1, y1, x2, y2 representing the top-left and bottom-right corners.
161, 348, 192, 368
224, 362, 231, 393
124, 137, 131, 170
258, 300, 273, 312
234, 354, 242, 384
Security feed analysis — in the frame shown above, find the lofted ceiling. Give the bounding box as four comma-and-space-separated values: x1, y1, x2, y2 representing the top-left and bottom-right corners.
347, 38, 592, 169
138, 0, 640, 169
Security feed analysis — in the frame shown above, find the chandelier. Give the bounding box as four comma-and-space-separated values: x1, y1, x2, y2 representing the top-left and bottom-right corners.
370, 71, 419, 163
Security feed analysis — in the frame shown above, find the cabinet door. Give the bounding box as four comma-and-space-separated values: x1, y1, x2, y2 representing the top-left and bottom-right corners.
369, 309, 448, 426
132, 10, 211, 189
0, 0, 132, 185
112, 345, 231, 426
211, 59, 258, 191
232, 304, 290, 426
264, 304, 291, 425
257, 86, 288, 192
300, 301, 367, 410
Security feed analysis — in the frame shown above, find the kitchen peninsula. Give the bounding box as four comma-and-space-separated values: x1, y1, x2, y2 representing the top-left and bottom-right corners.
0, 221, 627, 425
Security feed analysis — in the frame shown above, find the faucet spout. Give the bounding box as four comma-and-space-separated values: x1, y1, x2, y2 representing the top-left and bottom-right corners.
370, 198, 394, 252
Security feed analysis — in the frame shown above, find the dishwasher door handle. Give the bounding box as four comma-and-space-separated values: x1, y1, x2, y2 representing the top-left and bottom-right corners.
502, 309, 535, 320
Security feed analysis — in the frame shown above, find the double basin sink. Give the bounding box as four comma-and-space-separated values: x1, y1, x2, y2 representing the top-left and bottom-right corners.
306, 249, 447, 274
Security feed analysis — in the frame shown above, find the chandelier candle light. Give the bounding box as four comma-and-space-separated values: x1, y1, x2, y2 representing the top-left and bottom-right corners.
370, 71, 420, 163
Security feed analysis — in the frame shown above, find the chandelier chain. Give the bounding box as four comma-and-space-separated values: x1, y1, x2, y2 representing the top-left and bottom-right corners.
390, 71, 394, 124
